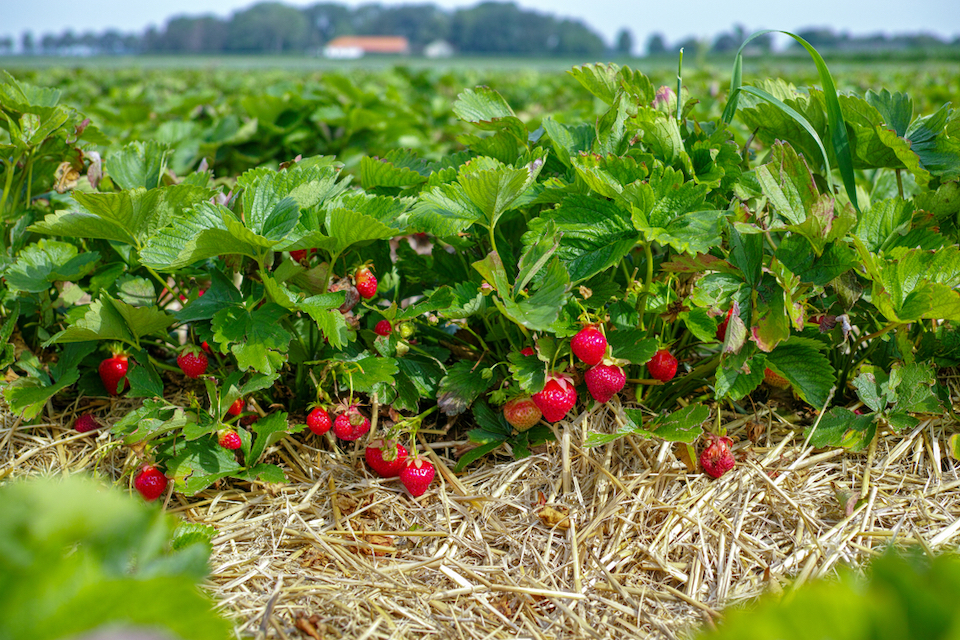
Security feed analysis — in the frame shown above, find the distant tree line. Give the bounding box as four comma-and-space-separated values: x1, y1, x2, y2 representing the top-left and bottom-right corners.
644, 24, 960, 57
8, 1, 607, 57
4, 5, 958, 58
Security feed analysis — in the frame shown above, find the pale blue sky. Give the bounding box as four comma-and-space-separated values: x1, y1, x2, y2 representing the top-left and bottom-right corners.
2, 0, 958, 50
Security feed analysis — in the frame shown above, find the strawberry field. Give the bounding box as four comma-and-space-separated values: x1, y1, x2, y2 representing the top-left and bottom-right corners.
3, 38, 960, 639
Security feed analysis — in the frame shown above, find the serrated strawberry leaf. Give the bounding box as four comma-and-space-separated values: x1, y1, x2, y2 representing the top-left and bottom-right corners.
890, 363, 943, 415
235, 463, 287, 485
176, 270, 244, 323
107, 140, 170, 190
804, 407, 877, 451
126, 351, 164, 399
495, 258, 571, 332
164, 439, 243, 495
31, 184, 213, 249
335, 354, 398, 393
3, 342, 94, 420
395, 286, 456, 322
245, 411, 294, 468
140, 201, 262, 270
4, 239, 98, 293
45, 297, 172, 348
298, 294, 351, 350
212, 303, 291, 376
873, 247, 960, 322
765, 338, 836, 408
541, 117, 595, 167
715, 349, 766, 401
360, 151, 429, 189
606, 329, 658, 365
453, 87, 526, 142
529, 194, 637, 282
507, 350, 546, 393
588, 403, 709, 447
853, 371, 891, 413
437, 360, 496, 415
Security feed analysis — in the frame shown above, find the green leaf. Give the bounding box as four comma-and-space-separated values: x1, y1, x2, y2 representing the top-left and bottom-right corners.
715, 350, 766, 401
568, 63, 620, 104
0, 475, 231, 640
4, 240, 97, 293
853, 371, 890, 414
496, 258, 571, 332
171, 523, 216, 552
30, 184, 213, 249
804, 407, 877, 451
765, 339, 836, 408
299, 294, 351, 350
589, 403, 709, 447
164, 439, 244, 495
46, 298, 172, 347
530, 194, 638, 282
175, 269, 243, 323
541, 117, 594, 167
637, 209, 726, 255
245, 411, 291, 468
107, 140, 170, 190
211, 303, 291, 375
607, 329, 658, 366
873, 247, 960, 322
507, 350, 546, 393
140, 201, 261, 270
453, 87, 526, 142
337, 355, 398, 393
408, 182, 485, 236
437, 360, 496, 415
891, 363, 943, 415
360, 150, 429, 189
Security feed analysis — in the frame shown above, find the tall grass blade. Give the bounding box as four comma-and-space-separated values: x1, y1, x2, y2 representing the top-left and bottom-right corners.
722, 30, 859, 211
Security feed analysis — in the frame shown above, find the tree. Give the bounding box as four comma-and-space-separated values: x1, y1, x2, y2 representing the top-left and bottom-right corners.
20, 31, 34, 55
615, 28, 634, 56
226, 2, 310, 53
646, 32, 667, 56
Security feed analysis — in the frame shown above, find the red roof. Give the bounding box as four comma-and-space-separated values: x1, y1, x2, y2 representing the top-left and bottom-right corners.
325, 36, 410, 54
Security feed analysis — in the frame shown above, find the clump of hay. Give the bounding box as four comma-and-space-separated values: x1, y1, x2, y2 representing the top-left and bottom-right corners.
2, 396, 959, 639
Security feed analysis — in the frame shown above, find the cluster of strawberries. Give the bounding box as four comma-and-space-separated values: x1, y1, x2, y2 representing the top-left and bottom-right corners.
502, 324, 681, 430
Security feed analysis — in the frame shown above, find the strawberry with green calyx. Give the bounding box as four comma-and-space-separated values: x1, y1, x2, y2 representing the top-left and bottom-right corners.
700, 434, 735, 479
503, 396, 542, 431
647, 349, 678, 382
176, 345, 209, 379
365, 439, 408, 478
333, 404, 371, 441
99, 348, 130, 396
134, 464, 168, 501
400, 455, 436, 497
218, 429, 242, 450
571, 324, 607, 366
354, 265, 378, 300
532, 372, 578, 423
585, 362, 626, 404
398, 322, 415, 339
306, 406, 332, 435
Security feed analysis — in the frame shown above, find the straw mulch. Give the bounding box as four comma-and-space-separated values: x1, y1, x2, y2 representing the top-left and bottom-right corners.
3, 395, 960, 640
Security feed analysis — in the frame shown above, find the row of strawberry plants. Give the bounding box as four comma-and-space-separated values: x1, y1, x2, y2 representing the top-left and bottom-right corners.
2, 39, 959, 499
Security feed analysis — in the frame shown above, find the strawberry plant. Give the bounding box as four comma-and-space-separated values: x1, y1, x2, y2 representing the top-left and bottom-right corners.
2, 35, 959, 500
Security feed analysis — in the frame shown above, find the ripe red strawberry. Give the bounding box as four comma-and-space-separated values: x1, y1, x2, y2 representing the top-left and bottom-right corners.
374, 320, 392, 336
355, 266, 377, 300
290, 248, 315, 262
365, 440, 408, 478
218, 429, 242, 450
584, 364, 626, 403
570, 325, 606, 365
648, 349, 678, 382
716, 307, 734, 341
503, 396, 542, 431
134, 465, 168, 501
201, 341, 212, 354
400, 456, 436, 497
227, 397, 245, 416
177, 347, 208, 378
764, 367, 790, 389
520, 347, 535, 356
532, 373, 578, 423
700, 435, 735, 479
99, 354, 129, 395
333, 406, 370, 441
306, 406, 331, 435
74, 414, 101, 433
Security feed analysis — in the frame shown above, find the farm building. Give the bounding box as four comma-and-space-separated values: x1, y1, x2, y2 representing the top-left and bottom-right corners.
322, 36, 410, 59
